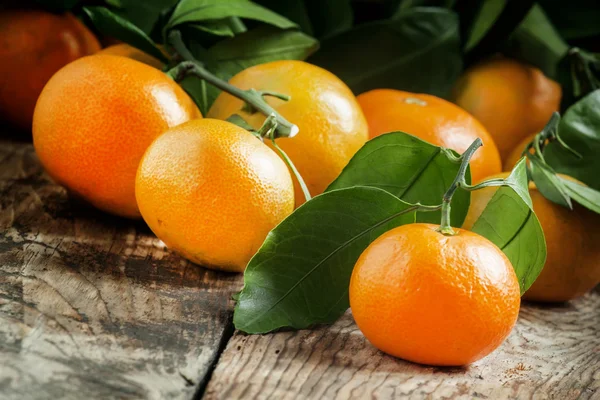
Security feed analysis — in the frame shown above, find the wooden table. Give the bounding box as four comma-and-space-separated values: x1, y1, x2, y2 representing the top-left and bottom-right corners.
0, 140, 598, 400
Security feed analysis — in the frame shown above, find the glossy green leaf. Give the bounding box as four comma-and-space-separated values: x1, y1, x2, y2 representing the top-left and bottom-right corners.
558, 177, 600, 214
471, 159, 546, 294
544, 90, 600, 190
233, 187, 418, 333
327, 132, 470, 227
529, 158, 572, 209
307, 7, 462, 98
503, 4, 569, 79
167, 0, 297, 30
187, 21, 237, 38
181, 26, 318, 114
82, 6, 168, 62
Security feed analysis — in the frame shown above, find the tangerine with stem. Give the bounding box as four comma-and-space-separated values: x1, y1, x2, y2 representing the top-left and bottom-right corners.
349, 140, 521, 366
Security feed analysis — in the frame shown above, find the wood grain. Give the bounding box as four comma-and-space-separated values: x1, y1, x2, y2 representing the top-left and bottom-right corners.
0, 141, 243, 400
205, 291, 600, 399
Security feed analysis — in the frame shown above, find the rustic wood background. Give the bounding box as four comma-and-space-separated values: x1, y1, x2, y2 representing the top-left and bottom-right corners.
1, 140, 599, 400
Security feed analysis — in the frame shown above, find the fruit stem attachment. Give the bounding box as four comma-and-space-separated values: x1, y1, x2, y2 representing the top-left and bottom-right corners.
258, 114, 312, 203
437, 138, 483, 236
166, 30, 299, 138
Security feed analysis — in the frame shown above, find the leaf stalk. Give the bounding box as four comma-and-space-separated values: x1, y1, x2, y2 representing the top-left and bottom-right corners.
166, 30, 299, 138
437, 138, 483, 235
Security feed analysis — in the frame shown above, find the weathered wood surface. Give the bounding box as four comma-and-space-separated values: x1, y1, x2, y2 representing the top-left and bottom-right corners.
205, 290, 600, 399
0, 141, 243, 399
1, 140, 599, 400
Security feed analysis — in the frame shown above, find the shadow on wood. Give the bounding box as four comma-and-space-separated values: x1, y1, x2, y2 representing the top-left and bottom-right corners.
0, 141, 243, 399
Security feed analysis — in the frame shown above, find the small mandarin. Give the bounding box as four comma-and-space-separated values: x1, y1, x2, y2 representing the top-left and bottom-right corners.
135, 119, 295, 272
208, 60, 368, 207
33, 54, 201, 218
453, 57, 561, 160
350, 223, 520, 366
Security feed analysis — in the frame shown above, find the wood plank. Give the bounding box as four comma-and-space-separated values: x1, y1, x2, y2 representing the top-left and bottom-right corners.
205, 290, 600, 399
0, 141, 243, 399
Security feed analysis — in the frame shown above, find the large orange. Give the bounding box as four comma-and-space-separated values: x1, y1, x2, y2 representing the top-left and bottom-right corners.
463, 173, 600, 302
208, 60, 368, 206
99, 43, 165, 69
33, 54, 201, 218
135, 119, 294, 272
350, 223, 520, 366
357, 89, 501, 183
453, 57, 561, 160
0, 10, 100, 131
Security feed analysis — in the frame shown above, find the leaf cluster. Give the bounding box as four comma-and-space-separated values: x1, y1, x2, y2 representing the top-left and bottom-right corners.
233, 133, 546, 334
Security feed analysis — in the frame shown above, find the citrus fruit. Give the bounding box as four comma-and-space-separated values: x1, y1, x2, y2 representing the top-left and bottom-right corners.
357, 89, 502, 183
452, 57, 561, 160
349, 223, 520, 366
135, 119, 294, 272
99, 43, 165, 69
503, 133, 537, 171
0, 10, 101, 131
208, 60, 368, 207
463, 173, 600, 302
33, 54, 201, 218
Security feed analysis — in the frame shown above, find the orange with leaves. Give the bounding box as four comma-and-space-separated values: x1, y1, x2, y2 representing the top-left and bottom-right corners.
33, 54, 201, 218
135, 119, 294, 272
0, 10, 101, 130
350, 223, 520, 366
208, 60, 369, 206
357, 89, 502, 183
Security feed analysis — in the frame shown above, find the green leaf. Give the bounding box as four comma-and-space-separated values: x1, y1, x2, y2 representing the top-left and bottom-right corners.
233, 187, 418, 333
539, 0, 600, 40
307, 7, 462, 98
471, 159, 546, 294
167, 0, 297, 30
503, 4, 569, 79
226, 114, 257, 133
252, 0, 314, 35
187, 21, 237, 38
206, 26, 318, 69
556, 48, 600, 111
82, 6, 168, 63
182, 26, 318, 113
529, 158, 572, 208
112, 0, 178, 34
255, 0, 352, 39
558, 177, 600, 214
464, 0, 534, 65
544, 90, 600, 190
327, 132, 470, 227
464, 0, 506, 51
